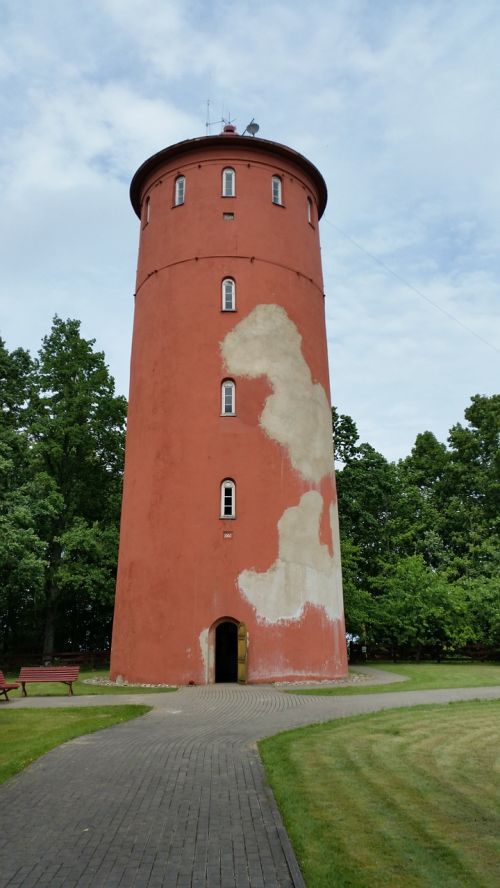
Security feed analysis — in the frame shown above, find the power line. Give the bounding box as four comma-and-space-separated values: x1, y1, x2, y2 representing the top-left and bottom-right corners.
324, 217, 500, 356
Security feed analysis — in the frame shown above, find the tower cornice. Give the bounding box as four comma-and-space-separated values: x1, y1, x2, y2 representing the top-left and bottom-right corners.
130, 134, 327, 219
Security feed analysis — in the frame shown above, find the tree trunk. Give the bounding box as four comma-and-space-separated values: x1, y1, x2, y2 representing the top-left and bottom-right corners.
42, 542, 61, 660
42, 601, 56, 661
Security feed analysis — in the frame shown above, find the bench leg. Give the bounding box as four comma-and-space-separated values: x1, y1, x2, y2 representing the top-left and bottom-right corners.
1, 689, 9, 702
21, 682, 27, 697
65, 682, 74, 696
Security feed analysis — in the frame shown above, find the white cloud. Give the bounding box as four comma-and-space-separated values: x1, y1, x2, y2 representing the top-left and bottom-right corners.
2, 82, 198, 195
0, 0, 498, 459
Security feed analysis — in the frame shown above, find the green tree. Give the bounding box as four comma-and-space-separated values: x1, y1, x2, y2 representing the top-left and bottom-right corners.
28, 318, 127, 654
332, 406, 359, 464
371, 556, 465, 660
336, 442, 401, 592
444, 395, 500, 579
0, 449, 46, 657
55, 520, 121, 651
334, 398, 500, 658
401, 430, 449, 492
338, 538, 373, 638
25, 318, 126, 655
0, 340, 45, 656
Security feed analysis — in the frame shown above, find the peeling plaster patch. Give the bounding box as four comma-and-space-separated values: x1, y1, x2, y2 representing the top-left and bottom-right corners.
198, 628, 209, 683
221, 305, 332, 482
238, 491, 343, 623
330, 500, 344, 617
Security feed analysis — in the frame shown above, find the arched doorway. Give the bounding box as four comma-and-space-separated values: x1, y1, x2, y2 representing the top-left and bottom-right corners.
215, 621, 238, 682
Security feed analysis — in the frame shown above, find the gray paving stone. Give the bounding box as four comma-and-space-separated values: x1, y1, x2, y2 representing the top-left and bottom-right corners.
1, 681, 500, 886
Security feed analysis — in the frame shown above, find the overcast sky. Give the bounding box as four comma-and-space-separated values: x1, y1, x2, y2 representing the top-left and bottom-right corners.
0, 0, 498, 461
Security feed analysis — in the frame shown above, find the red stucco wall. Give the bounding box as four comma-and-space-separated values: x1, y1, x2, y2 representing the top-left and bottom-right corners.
110, 133, 348, 684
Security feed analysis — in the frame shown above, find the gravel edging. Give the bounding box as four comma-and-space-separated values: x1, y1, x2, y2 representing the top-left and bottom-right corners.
274, 670, 372, 688
82, 678, 176, 689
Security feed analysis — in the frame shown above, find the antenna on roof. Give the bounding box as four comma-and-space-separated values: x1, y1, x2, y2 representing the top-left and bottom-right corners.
243, 119, 260, 137
205, 99, 225, 134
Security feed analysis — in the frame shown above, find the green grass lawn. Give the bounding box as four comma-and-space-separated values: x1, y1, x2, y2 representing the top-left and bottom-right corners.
3, 668, 177, 697
287, 661, 500, 696
260, 699, 500, 888
0, 705, 152, 784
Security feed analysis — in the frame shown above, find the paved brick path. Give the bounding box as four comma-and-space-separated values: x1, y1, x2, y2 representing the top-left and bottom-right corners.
1, 680, 500, 887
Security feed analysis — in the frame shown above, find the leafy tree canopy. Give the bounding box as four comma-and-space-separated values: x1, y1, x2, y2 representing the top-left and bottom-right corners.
0, 318, 126, 659
334, 393, 500, 660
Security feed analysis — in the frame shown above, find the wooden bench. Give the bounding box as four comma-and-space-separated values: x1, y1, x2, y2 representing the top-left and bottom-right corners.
0, 670, 20, 702
18, 666, 80, 696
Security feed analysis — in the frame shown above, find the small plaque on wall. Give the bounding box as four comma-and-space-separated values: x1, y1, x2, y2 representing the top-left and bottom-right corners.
223, 531, 233, 540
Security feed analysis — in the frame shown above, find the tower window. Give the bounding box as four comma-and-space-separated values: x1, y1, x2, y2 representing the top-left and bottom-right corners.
174, 175, 185, 206
307, 196, 313, 224
220, 479, 236, 518
143, 196, 150, 226
221, 379, 236, 415
222, 168, 235, 197
221, 278, 236, 311
272, 176, 282, 205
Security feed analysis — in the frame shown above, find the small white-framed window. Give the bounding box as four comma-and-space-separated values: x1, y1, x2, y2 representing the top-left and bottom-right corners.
222, 167, 235, 197
174, 175, 185, 206
221, 379, 236, 415
307, 196, 313, 224
272, 176, 282, 205
221, 277, 236, 311
143, 196, 150, 226
220, 479, 236, 518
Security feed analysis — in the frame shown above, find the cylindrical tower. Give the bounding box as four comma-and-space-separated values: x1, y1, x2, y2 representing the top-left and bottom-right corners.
110, 125, 347, 684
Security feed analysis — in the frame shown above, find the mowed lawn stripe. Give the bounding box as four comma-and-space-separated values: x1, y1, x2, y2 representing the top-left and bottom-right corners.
287, 662, 500, 696
260, 700, 500, 888
315, 728, 470, 886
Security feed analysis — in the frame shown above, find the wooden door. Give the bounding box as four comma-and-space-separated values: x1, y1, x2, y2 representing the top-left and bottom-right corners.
237, 622, 247, 684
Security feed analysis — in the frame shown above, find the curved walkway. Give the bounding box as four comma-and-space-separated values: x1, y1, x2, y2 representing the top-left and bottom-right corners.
1, 679, 500, 888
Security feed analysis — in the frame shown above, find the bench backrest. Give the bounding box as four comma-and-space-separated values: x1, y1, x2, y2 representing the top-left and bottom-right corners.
0, 670, 8, 685
19, 666, 80, 681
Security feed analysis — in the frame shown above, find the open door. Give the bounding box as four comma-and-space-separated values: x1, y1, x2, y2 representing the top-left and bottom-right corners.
215, 621, 237, 682
237, 622, 247, 684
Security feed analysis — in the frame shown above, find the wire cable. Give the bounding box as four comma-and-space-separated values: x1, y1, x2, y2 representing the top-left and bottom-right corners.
324, 217, 500, 356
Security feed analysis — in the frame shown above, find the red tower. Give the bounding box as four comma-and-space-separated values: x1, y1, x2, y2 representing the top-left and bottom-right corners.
110, 125, 347, 684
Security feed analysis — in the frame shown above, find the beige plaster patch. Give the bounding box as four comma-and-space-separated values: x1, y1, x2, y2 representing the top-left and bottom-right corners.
329, 499, 344, 618
198, 628, 209, 683
238, 491, 344, 623
221, 305, 332, 483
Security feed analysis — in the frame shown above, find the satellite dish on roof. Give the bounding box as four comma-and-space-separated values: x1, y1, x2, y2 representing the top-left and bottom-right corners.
243, 119, 259, 137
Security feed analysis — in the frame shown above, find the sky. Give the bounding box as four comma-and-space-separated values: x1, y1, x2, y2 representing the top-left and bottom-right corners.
0, 0, 498, 462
